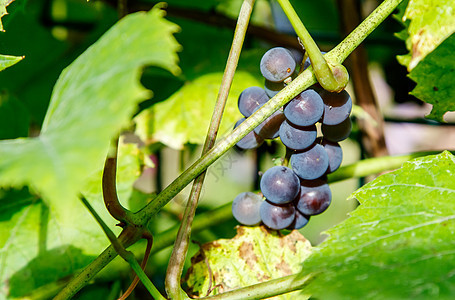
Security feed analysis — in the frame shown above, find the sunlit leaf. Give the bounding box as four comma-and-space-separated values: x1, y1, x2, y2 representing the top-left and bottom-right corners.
135, 72, 259, 149
185, 226, 312, 299
397, 0, 455, 71
0, 54, 23, 71
300, 151, 455, 299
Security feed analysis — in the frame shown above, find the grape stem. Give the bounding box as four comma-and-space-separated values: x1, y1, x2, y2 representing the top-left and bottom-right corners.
276, 0, 349, 92
77, 197, 165, 300
55, 0, 403, 298
164, 1, 256, 299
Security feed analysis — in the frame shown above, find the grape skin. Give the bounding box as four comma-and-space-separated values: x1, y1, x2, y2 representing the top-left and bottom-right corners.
260, 200, 295, 230
260, 47, 296, 83
238, 86, 270, 117
253, 106, 285, 139
290, 143, 329, 180
234, 118, 264, 150
279, 120, 316, 151
260, 166, 300, 204
232, 192, 263, 226
288, 210, 310, 230
264, 80, 285, 98
284, 89, 324, 127
319, 89, 352, 126
295, 179, 332, 216
321, 117, 352, 142
321, 138, 343, 173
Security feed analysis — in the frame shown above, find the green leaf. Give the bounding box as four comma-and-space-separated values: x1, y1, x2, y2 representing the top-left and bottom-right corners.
1, 140, 142, 298
0, 0, 14, 31
300, 151, 455, 299
0, 8, 180, 211
185, 226, 312, 299
397, 0, 455, 71
0, 54, 23, 71
408, 33, 455, 122
134, 71, 260, 149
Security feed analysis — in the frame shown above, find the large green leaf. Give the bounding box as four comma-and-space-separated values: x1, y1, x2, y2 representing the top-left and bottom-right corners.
0, 8, 180, 213
0, 140, 142, 298
300, 151, 455, 299
0, 54, 22, 71
134, 71, 260, 149
397, 0, 455, 71
0, 8, 180, 297
185, 226, 312, 299
408, 33, 455, 122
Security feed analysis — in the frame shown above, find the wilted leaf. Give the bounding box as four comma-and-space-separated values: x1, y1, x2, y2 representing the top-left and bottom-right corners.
300, 151, 455, 299
397, 0, 455, 71
185, 226, 312, 299
135, 72, 260, 149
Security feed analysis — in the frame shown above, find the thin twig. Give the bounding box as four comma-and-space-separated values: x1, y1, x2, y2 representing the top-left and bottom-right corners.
79, 197, 164, 300
164, 1, 256, 299
118, 238, 153, 300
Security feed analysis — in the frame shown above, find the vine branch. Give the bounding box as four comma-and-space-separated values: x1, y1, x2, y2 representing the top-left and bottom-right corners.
137, 0, 404, 222
57, 0, 404, 298
165, 1, 255, 298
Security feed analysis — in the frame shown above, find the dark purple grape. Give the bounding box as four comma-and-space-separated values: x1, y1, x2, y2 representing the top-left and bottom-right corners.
321, 117, 352, 142
264, 80, 285, 98
319, 89, 352, 125
295, 179, 331, 215
238, 86, 270, 117
279, 120, 316, 150
260, 200, 295, 230
260, 47, 296, 83
284, 89, 324, 127
289, 49, 304, 65
290, 144, 329, 180
253, 106, 285, 139
288, 210, 310, 230
260, 166, 300, 204
321, 139, 343, 173
232, 192, 263, 226
234, 118, 264, 150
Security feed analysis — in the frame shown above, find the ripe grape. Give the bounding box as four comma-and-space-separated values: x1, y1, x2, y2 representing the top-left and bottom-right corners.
232, 192, 263, 226
238, 86, 270, 117
260, 166, 300, 204
260, 47, 296, 83
234, 118, 264, 150
253, 106, 285, 139
321, 139, 343, 173
295, 179, 332, 215
279, 120, 316, 150
321, 117, 352, 142
288, 210, 310, 230
284, 89, 324, 127
260, 200, 295, 230
290, 143, 329, 180
319, 89, 352, 125
264, 80, 285, 98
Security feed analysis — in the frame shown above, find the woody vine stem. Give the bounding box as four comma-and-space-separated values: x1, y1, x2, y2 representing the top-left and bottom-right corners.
55, 0, 403, 298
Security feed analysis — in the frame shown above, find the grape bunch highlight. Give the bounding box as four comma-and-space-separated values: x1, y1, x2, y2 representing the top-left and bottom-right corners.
232, 47, 352, 230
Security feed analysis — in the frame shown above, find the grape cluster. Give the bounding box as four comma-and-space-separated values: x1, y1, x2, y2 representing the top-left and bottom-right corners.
232, 47, 352, 230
